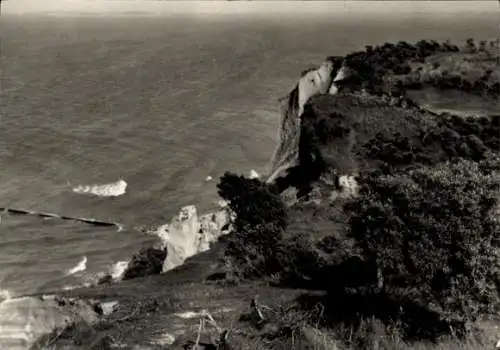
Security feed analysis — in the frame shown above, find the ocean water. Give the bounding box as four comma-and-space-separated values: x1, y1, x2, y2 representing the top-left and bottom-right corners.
1, 3, 499, 297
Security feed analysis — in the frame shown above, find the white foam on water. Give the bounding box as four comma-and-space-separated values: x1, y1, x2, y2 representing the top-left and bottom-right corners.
0, 288, 12, 303
62, 285, 78, 291
72, 179, 127, 197
66, 256, 87, 276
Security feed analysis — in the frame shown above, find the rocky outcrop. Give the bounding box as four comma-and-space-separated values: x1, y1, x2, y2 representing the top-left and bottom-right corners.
0, 295, 101, 350
92, 204, 232, 284
161, 205, 232, 273
330, 174, 360, 200
249, 169, 260, 179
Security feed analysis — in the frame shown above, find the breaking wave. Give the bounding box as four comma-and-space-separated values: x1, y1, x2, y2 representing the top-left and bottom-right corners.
72, 179, 128, 197
65, 256, 87, 276
0, 288, 12, 303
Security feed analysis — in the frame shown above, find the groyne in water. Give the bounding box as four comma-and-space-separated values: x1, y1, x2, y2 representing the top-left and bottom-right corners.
0, 202, 227, 231
0, 207, 121, 228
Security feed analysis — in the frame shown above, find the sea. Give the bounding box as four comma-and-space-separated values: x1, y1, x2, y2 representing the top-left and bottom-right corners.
0, 1, 499, 297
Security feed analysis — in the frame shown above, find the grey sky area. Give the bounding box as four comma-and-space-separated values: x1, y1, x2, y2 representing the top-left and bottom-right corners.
3, 1, 499, 16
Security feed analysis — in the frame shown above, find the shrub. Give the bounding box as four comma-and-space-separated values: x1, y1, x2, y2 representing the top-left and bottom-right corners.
274, 232, 329, 288
363, 114, 500, 172
223, 222, 284, 281
217, 172, 288, 280
122, 247, 167, 280
344, 157, 500, 336
465, 38, 477, 53
342, 40, 443, 93
217, 172, 287, 232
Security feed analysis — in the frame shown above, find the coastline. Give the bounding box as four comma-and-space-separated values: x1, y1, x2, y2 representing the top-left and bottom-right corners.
1, 37, 499, 349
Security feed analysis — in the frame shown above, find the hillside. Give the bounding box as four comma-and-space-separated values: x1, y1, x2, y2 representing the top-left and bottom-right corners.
13, 39, 500, 350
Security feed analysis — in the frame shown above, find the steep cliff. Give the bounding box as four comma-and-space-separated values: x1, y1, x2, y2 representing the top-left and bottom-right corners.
267, 40, 499, 201
266, 58, 345, 183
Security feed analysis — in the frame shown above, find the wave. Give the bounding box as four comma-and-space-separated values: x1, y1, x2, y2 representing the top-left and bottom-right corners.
61, 282, 92, 291
65, 256, 87, 276
0, 288, 12, 303
64, 260, 128, 288
72, 179, 128, 197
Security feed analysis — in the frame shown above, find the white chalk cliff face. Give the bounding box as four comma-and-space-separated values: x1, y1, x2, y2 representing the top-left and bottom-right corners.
329, 65, 349, 95
161, 205, 231, 273
267, 60, 347, 183
298, 60, 337, 116
0, 295, 100, 350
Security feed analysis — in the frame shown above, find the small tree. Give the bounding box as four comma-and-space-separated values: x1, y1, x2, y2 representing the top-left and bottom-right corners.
217, 172, 287, 232
224, 221, 285, 280
217, 172, 288, 280
345, 157, 500, 336
479, 40, 487, 52
465, 38, 476, 53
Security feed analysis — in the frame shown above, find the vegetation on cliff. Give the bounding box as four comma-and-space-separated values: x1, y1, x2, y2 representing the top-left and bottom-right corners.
218, 38, 500, 348
341, 38, 500, 98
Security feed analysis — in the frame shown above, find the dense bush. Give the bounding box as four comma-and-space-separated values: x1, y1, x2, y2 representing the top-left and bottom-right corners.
342, 39, 499, 98
274, 232, 330, 288
217, 172, 287, 232
363, 114, 500, 171
299, 102, 359, 177
342, 40, 450, 93
344, 157, 500, 336
217, 172, 288, 280
223, 221, 285, 280
122, 247, 167, 280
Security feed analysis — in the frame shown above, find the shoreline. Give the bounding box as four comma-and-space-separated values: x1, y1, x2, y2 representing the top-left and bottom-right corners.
1, 37, 498, 349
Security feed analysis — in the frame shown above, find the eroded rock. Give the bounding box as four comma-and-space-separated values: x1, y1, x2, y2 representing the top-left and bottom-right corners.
330, 174, 359, 200
249, 169, 260, 179
161, 206, 231, 273
0, 295, 100, 350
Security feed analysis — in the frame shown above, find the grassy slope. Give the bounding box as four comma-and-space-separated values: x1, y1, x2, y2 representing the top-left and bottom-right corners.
34, 243, 500, 350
